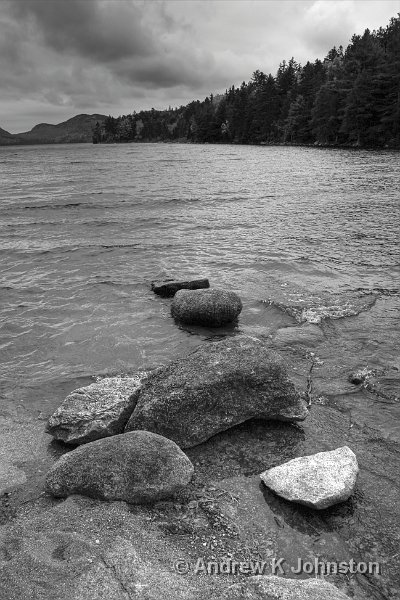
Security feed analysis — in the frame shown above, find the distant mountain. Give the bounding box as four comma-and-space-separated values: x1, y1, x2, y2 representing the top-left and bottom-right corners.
0, 126, 20, 145
0, 114, 107, 145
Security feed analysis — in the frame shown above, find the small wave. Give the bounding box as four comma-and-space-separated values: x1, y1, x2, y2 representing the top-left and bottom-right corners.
156, 159, 189, 163
20, 203, 82, 210
9, 202, 115, 211
356, 287, 399, 297
161, 196, 203, 205
0, 285, 43, 293
89, 279, 133, 287
100, 243, 141, 249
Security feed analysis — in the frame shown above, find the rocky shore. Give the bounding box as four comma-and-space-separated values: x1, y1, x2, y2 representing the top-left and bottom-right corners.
1, 283, 399, 599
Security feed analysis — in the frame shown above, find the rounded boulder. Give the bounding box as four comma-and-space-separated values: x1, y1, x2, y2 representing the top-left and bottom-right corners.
171, 288, 242, 327
45, 430, 194, 504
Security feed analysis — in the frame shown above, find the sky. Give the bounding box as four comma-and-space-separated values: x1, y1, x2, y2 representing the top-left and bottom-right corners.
1, 0, 399, 133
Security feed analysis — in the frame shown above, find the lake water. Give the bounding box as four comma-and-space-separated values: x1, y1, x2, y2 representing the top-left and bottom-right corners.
0, 143, 399, 440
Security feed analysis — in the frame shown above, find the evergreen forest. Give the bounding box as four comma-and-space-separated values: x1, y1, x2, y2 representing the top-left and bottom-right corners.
93, 15, 400, 148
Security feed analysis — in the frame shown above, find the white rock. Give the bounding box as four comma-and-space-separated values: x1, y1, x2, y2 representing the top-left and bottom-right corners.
224, 575, 349, 599
260, 446, 359, 509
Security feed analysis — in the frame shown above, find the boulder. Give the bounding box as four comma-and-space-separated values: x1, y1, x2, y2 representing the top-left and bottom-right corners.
125, 336, 308, 448
46, 377, 143, 445
171, 288, 242, 327
45, 430, 194, 503
260, 446, 358, 509
151, 277, 210, 297
223, 575, 349, 599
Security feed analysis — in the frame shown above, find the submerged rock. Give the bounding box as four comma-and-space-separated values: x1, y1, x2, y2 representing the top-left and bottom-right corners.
171, 288, 242, 327
46, 376, 142, 445
348, 367, 375, 385
273, 324, 324, 347
260, 446, 358, 509
223, 575, 349, 599
125, 336, 308, 448
151, 277, 210, 297
46, 430, 194, 503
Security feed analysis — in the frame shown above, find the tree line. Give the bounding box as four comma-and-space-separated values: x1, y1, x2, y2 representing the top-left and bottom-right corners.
93, 15, 400, 148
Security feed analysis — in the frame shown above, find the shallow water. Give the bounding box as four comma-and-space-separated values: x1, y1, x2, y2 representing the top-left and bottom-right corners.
0, 143, 399, 439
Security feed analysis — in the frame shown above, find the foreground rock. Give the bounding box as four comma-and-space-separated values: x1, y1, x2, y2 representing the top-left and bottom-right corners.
151, 277, 210, 297
2, 404, 399, 599
171, 288, 242, 327
46, 431, 194, 503
0, 496, 201, 600
46, 376, 142, 445
223, 576, 349, 599
260, 446, 358, 509
125, 336, 308, 448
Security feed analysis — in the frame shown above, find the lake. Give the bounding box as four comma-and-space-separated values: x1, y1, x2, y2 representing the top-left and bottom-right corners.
0, 142, 399, 440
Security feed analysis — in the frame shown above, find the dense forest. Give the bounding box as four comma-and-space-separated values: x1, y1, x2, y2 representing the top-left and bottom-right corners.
93, 15, 400, 148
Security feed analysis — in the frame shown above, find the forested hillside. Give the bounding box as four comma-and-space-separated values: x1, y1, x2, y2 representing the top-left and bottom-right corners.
94, 15, 400, 148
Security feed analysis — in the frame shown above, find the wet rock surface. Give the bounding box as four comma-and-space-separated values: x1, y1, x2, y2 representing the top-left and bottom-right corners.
273, 323, 325, 347
46, 377, 142, 445
260, 446, 359, 509
1, 327, 400, 600
1, 403, 399, 599
0, 410, 53, 497
0, 496, 207, 600
171, 288, 242, 327
46, 431, 194, 503
151, 278, 210, 297
125, 336, 308, 447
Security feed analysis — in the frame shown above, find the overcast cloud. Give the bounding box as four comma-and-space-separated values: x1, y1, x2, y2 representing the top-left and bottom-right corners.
1, 0, 399, 133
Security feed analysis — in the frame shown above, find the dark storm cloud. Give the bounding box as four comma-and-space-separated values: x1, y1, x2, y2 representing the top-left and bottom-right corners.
9, 0, 155, 62
0, 0, 399, 132
5, 0, 213, 95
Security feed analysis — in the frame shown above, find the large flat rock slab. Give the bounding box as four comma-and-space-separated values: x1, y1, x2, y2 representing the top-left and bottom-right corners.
0, 496, 203, 600
0, 414, 52, 496
273, 324, 325, 348
125, 336, 308, 448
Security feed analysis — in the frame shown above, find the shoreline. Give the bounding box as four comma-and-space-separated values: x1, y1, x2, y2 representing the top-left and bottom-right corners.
1, 139, 400, 151
1, 324, 400, 599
